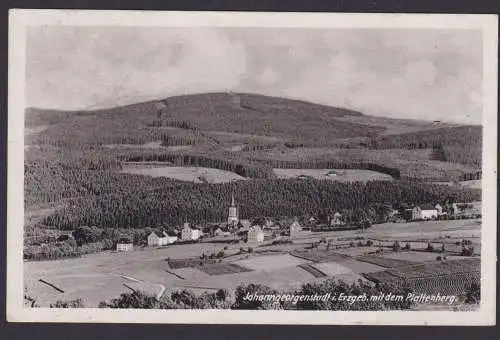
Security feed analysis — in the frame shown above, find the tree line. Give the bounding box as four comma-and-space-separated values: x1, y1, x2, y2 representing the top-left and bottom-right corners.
367, 126, 482, 150
42, 177, 481, 230
121, 153, 277, 179
258, 159, 401, 179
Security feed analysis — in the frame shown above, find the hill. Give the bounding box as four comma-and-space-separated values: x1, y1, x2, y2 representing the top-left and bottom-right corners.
24, 92, 482, 236
26, 92, 384, 147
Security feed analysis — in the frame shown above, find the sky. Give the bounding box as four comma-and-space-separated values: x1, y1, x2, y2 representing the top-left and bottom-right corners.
26, 27, 483, 124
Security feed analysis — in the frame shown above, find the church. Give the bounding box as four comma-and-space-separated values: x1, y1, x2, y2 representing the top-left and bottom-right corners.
227, 194, 239, 225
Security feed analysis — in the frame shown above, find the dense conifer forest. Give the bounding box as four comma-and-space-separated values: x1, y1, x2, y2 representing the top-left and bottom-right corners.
24, 93, 483, 258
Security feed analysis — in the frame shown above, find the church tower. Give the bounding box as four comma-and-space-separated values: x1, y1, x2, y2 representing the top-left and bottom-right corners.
227, 194, 239, 225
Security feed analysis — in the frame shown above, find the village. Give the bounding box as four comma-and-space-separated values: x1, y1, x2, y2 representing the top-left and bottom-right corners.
114, 195, 482, 252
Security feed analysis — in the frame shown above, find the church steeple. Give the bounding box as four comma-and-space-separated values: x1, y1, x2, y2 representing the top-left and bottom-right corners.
227, 193, 239, 225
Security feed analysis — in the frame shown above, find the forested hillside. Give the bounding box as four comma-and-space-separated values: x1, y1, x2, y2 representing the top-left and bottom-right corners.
368, 125, 482, 169
368, 126, 482, 150
42, 175, 481, 230
24, 92, 483, 247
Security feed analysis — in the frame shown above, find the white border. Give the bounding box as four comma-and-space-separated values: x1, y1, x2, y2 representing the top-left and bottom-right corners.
7, 9, 498, 325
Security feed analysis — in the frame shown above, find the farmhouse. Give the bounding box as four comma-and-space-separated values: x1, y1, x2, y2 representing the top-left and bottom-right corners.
412, 205, 438, 220
227, 194, 239, 225
289, 220, 302, 237
329, 212, 344, 227
247, 225, 264, 244
326, 170, 340, 177
181, 223, 201, 241
147, 231, 178, 246
116, 238, 133, 252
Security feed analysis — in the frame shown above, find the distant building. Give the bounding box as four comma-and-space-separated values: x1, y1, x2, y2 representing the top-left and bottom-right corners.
116, 238, 133, 252
435, 203, 445, 216
214, 227, 231, 236
247, 225, 264, 244
326, 170, 340, 177
148, 231, 178, 246
147, 232, 164, 246
289, 220, 302, 237
412, 206, 438, 220
329, 212, 344, 227
181, 222, 201, 241
164, 231, 178, 243
238, 219, 251, 229
260, 218, 275, 230
227, 194, 239, 225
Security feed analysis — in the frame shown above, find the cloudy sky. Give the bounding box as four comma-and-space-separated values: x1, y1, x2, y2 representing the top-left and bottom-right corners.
26, 27, 482, 124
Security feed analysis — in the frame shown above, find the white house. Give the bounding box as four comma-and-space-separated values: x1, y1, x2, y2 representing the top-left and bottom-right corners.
164, 231, 178, 244
247, 225, 264, 244
116, 238, 133, 252
289, 220, 302, 237
181, 223, 201, 241
421, 209, 438, 220
329, 212, 344, 227
147, 231, 178, 246
435, 203, 444, 215
412, 206, 438, 220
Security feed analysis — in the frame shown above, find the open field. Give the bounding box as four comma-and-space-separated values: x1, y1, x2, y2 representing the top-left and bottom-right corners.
363, 257, 480, 296
105, 141, 194, 152
312, 262, 354, 276
272, 168, 393, 182
389, 257, 480, 278
459, 180, 482, 189
379, 251, 471, 262
332, 246, 382, 257
234, 254, 309, 271
335, 115, 456, 135
290, 250, 349, 263
121, 166, 247, 183
356, 255, 417, 268
198, 263, 251, 276
253, 147, 480, 180
24, 219, 481, 307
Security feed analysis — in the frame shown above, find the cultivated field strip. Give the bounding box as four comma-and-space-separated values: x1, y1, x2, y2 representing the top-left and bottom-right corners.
355, 255, 417, 268
297, 264, 327, 278
289, 250, 351, 263
363, 257, 480, 296
388, 257, 480, 278
408, 271, 480, 296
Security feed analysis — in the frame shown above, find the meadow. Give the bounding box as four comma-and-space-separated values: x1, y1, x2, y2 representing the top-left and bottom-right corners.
24, 219, 481, 307
272, 168, 393, 182
121, 166, 248, 183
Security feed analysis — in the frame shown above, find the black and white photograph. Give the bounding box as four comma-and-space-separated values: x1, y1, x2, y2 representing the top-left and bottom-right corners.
7, 10, 497, 325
